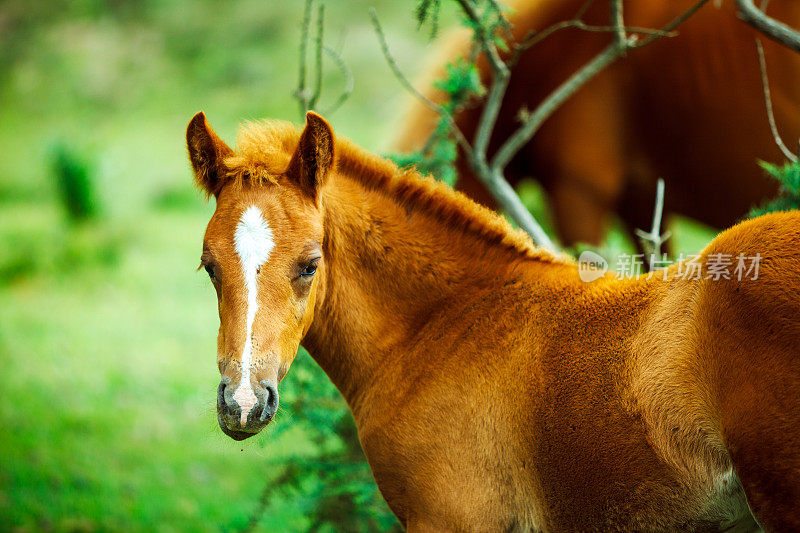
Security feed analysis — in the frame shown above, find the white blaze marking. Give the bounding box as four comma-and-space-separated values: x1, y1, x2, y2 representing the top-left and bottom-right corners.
232, 205, 274, 426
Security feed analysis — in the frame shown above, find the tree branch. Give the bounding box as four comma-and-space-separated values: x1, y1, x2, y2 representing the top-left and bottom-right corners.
510, 21, 675, 67
635, 178, 671, 270
634, 0, 711, 48
453, 0, 557, 250
609, 0, 626, 47
491, 36, 629, 173
369, 7, 473, 159
755, 38, 798, 162
308, 2, 325, 110
455, 0, 511, 160
381, 0, 709, 252
295, 0, 314, 117
294, 0, 352, 118
488, 0, 708, 208
321, 45, 354, 116
736, 0, 800, 53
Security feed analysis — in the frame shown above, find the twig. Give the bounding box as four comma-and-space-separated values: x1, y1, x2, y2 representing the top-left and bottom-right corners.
634, 0, 711, 48
380, 0, 709, 251
755, 38, 798, 162
369, 7, 473, 158
490, 0, 637, 174
509, 0, 682, 65
455, 0, 556, 250
635, 178, 671, 270
506, 0, 709, 161
736, 0, 800, 53
488, 0, 708, 200
575, 0, 598, 21
295, 0, 314, 116
308, 2, 325, 110
456, 0, 511, 159
464, 0, 708, 251
294, 0, 352, 117
321, 45, 354, 115
609, 0, 626, 47
510, 21, 675, 67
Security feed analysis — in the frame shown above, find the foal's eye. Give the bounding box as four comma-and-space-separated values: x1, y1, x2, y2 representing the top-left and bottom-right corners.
204, 263, 216, 282
299, 259, 319, 278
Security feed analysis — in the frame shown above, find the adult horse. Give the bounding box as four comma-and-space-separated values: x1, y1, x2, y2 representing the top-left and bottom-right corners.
187, 111, 799, 530
392, 0, 800, 246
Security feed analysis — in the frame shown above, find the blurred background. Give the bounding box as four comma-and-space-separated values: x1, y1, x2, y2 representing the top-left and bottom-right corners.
0, 0, 719, 531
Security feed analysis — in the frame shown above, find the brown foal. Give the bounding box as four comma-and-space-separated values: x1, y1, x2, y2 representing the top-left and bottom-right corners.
188, 111, 799, 531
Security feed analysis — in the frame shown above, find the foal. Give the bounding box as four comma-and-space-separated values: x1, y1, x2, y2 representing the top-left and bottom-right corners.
188, 111, 799, 531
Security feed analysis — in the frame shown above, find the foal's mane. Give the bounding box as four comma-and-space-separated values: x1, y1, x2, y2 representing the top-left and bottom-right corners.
226, 120, 568, 265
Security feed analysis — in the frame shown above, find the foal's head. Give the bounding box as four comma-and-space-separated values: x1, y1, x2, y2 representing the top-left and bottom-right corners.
187, 111, 333, 440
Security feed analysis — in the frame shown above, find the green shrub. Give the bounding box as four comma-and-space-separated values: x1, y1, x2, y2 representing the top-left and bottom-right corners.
251, 349, 400, 532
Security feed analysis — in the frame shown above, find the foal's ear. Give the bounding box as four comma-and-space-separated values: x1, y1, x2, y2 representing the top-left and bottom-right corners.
286, 111, 335, 201
186, 111, 233, 198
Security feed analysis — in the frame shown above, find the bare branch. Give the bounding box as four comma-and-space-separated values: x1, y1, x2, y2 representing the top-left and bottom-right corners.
308, 2, 325, 110
321, 45, 353, 116
295, 0, 314, 117
294, 1, 352, 117
382, 0, 709, 252
635, 179, 671, 270
755, 38, 798, 162
492, 42, 626, 173
575, 0, 598, 21
453, 0, 556, 250
368, 8, 473, 159
492, 0, 709, 177
510, 21, 675, 67
737, 0, 800, 53
634, 0, 711, 48
456, 0, 511, 159
609, 0, 626, 46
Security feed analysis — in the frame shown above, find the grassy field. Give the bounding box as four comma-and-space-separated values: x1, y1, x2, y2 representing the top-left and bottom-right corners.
0, 1, 718, 531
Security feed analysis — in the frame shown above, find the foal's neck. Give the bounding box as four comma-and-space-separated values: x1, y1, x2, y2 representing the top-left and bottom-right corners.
302, 144, 563, 417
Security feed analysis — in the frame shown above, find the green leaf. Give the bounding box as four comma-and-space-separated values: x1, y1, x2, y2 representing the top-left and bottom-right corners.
415, 0, 441, 39
749, 160, 800, 217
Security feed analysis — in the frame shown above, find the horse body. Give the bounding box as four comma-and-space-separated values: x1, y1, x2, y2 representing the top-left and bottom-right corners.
393, 0, 800, 245
188, 113, 799, 530
303, 172, 756, 529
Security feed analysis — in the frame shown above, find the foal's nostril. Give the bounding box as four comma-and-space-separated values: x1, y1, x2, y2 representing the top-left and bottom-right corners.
217, 381, 227, 410
259, 380, 279, 422
217, 379, 242, 419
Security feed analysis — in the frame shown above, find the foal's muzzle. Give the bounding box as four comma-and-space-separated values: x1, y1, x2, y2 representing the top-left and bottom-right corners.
216, 379, 279, 440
